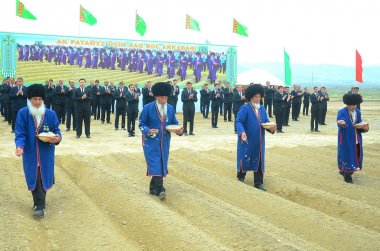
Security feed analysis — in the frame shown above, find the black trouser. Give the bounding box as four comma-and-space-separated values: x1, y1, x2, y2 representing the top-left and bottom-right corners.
201, 102, 210, 118
173, 99, 178, 113
11, 108, 20, 131
275, 108, 284, 131
211, 106, 219, 127
237, 160, 264, 186
32, 168, 46, 210
303, 102, 309, 115
319, 107, 327, 124
285, 107, 290, 125
127, 111, 138, 133
92, 100, 100, 119
224, 103, 232, 121
264, 99, 273, 117
101, 104, 111, 123
45, 98, 53, 110
219, 102, 223, 115
66, 105, 76, 130
311, 107, 320, 130
4, 103, 11, 122
115, 107, 126, 129
149, 176, 165, 195
54, 104, 65, 123
292, 103, 301, 120
183, 108, 195, 133
76, 108, 91, 137
111, 98, 115, 113
0, 100, 3, 116
234, 112, 238, 132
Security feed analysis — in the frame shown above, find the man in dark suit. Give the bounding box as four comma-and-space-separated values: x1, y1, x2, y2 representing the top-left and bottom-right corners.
264, 81, 275, 118
74, 78, 92, 138
92, 80, 101, 120
10, 78, 27, 133
219, 81, 224, 116
168, 79, 180, 113
303, 87, 310, 116
273, 86, 287, 133
114, 81, 127, 130
283, 86, 292, 126
210, 83, 222, 128
223, 82, 234, 122
310, 86, 321, 132
44, 79, 55, 109
134, 83, 141, 95
0, 78, 11, 124
109, 81, 116, 114
319, 87, 329, 125
291, 85, 303, 121
53, 80, 66, 124
65, 80, 76, 131
200, 83, 211, 118
100, 81, 113, 124
126, 84, 139, 137
142, 81, 155, 107
233, 84, 246, 133
181, 82, 197, 136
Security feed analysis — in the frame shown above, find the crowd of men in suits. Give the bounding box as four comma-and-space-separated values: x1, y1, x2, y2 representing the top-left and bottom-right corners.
2, 76, 362, 137
17, 44, 226, 82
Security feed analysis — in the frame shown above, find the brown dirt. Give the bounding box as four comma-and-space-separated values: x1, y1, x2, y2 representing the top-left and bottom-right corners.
1, 101, 379, 250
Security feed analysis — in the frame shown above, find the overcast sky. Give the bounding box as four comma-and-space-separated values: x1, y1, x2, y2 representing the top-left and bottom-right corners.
1, 0, 379, 66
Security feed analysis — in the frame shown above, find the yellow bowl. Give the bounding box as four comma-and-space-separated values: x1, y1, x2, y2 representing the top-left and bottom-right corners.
166, 125, 182, 132
354, 122, 368, 129
37, 134, 57, 142
261, 122, 276, 130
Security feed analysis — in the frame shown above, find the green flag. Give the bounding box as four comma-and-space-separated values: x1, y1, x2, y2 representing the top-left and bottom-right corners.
233, 19, 248, 37
186, 15, 200, 31
80, 5, 97, 26
16, 0, 36, 20
284, 49, 291, 86
135, 13, 146, 36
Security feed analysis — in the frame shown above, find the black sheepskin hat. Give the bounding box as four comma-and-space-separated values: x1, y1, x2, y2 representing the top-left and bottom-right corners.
27, 84, 46, 100
151, 82, 172, 97
245, 84, 264, 101
343, 93, 363, 105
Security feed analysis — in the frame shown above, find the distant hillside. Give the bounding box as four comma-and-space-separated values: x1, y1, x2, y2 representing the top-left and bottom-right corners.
238, 63, 379, 88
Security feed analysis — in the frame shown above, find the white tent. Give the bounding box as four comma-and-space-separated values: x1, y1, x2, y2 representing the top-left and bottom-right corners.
237, 68, 284, 86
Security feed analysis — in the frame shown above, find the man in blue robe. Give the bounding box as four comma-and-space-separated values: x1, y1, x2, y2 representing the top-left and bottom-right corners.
85, 49, 92, 68
120, 49, 127, 71
91, 48, 99, 69
207, 52, 219, 84
337, 93, 369, 183
166, 51, 176, 79
139, 82, 183, 200
146, 50, 154, 75
236, 84, 276, 191
155, 52, 164, 77
137, 50, 146, 73
193, 52, 203, 83
15, 84, 62, 218
179, 52, 188, 81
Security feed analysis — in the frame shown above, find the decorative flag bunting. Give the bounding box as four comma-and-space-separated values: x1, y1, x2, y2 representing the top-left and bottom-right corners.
284, 49, 291, 86
233, 18, 248, 37
186, 15, 201, 31
16, 0, 37, 20
80, 5, 97, 26
356, 50, 363, 83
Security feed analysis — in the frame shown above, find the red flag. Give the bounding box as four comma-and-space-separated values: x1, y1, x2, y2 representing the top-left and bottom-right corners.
356, 50, 363, 83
